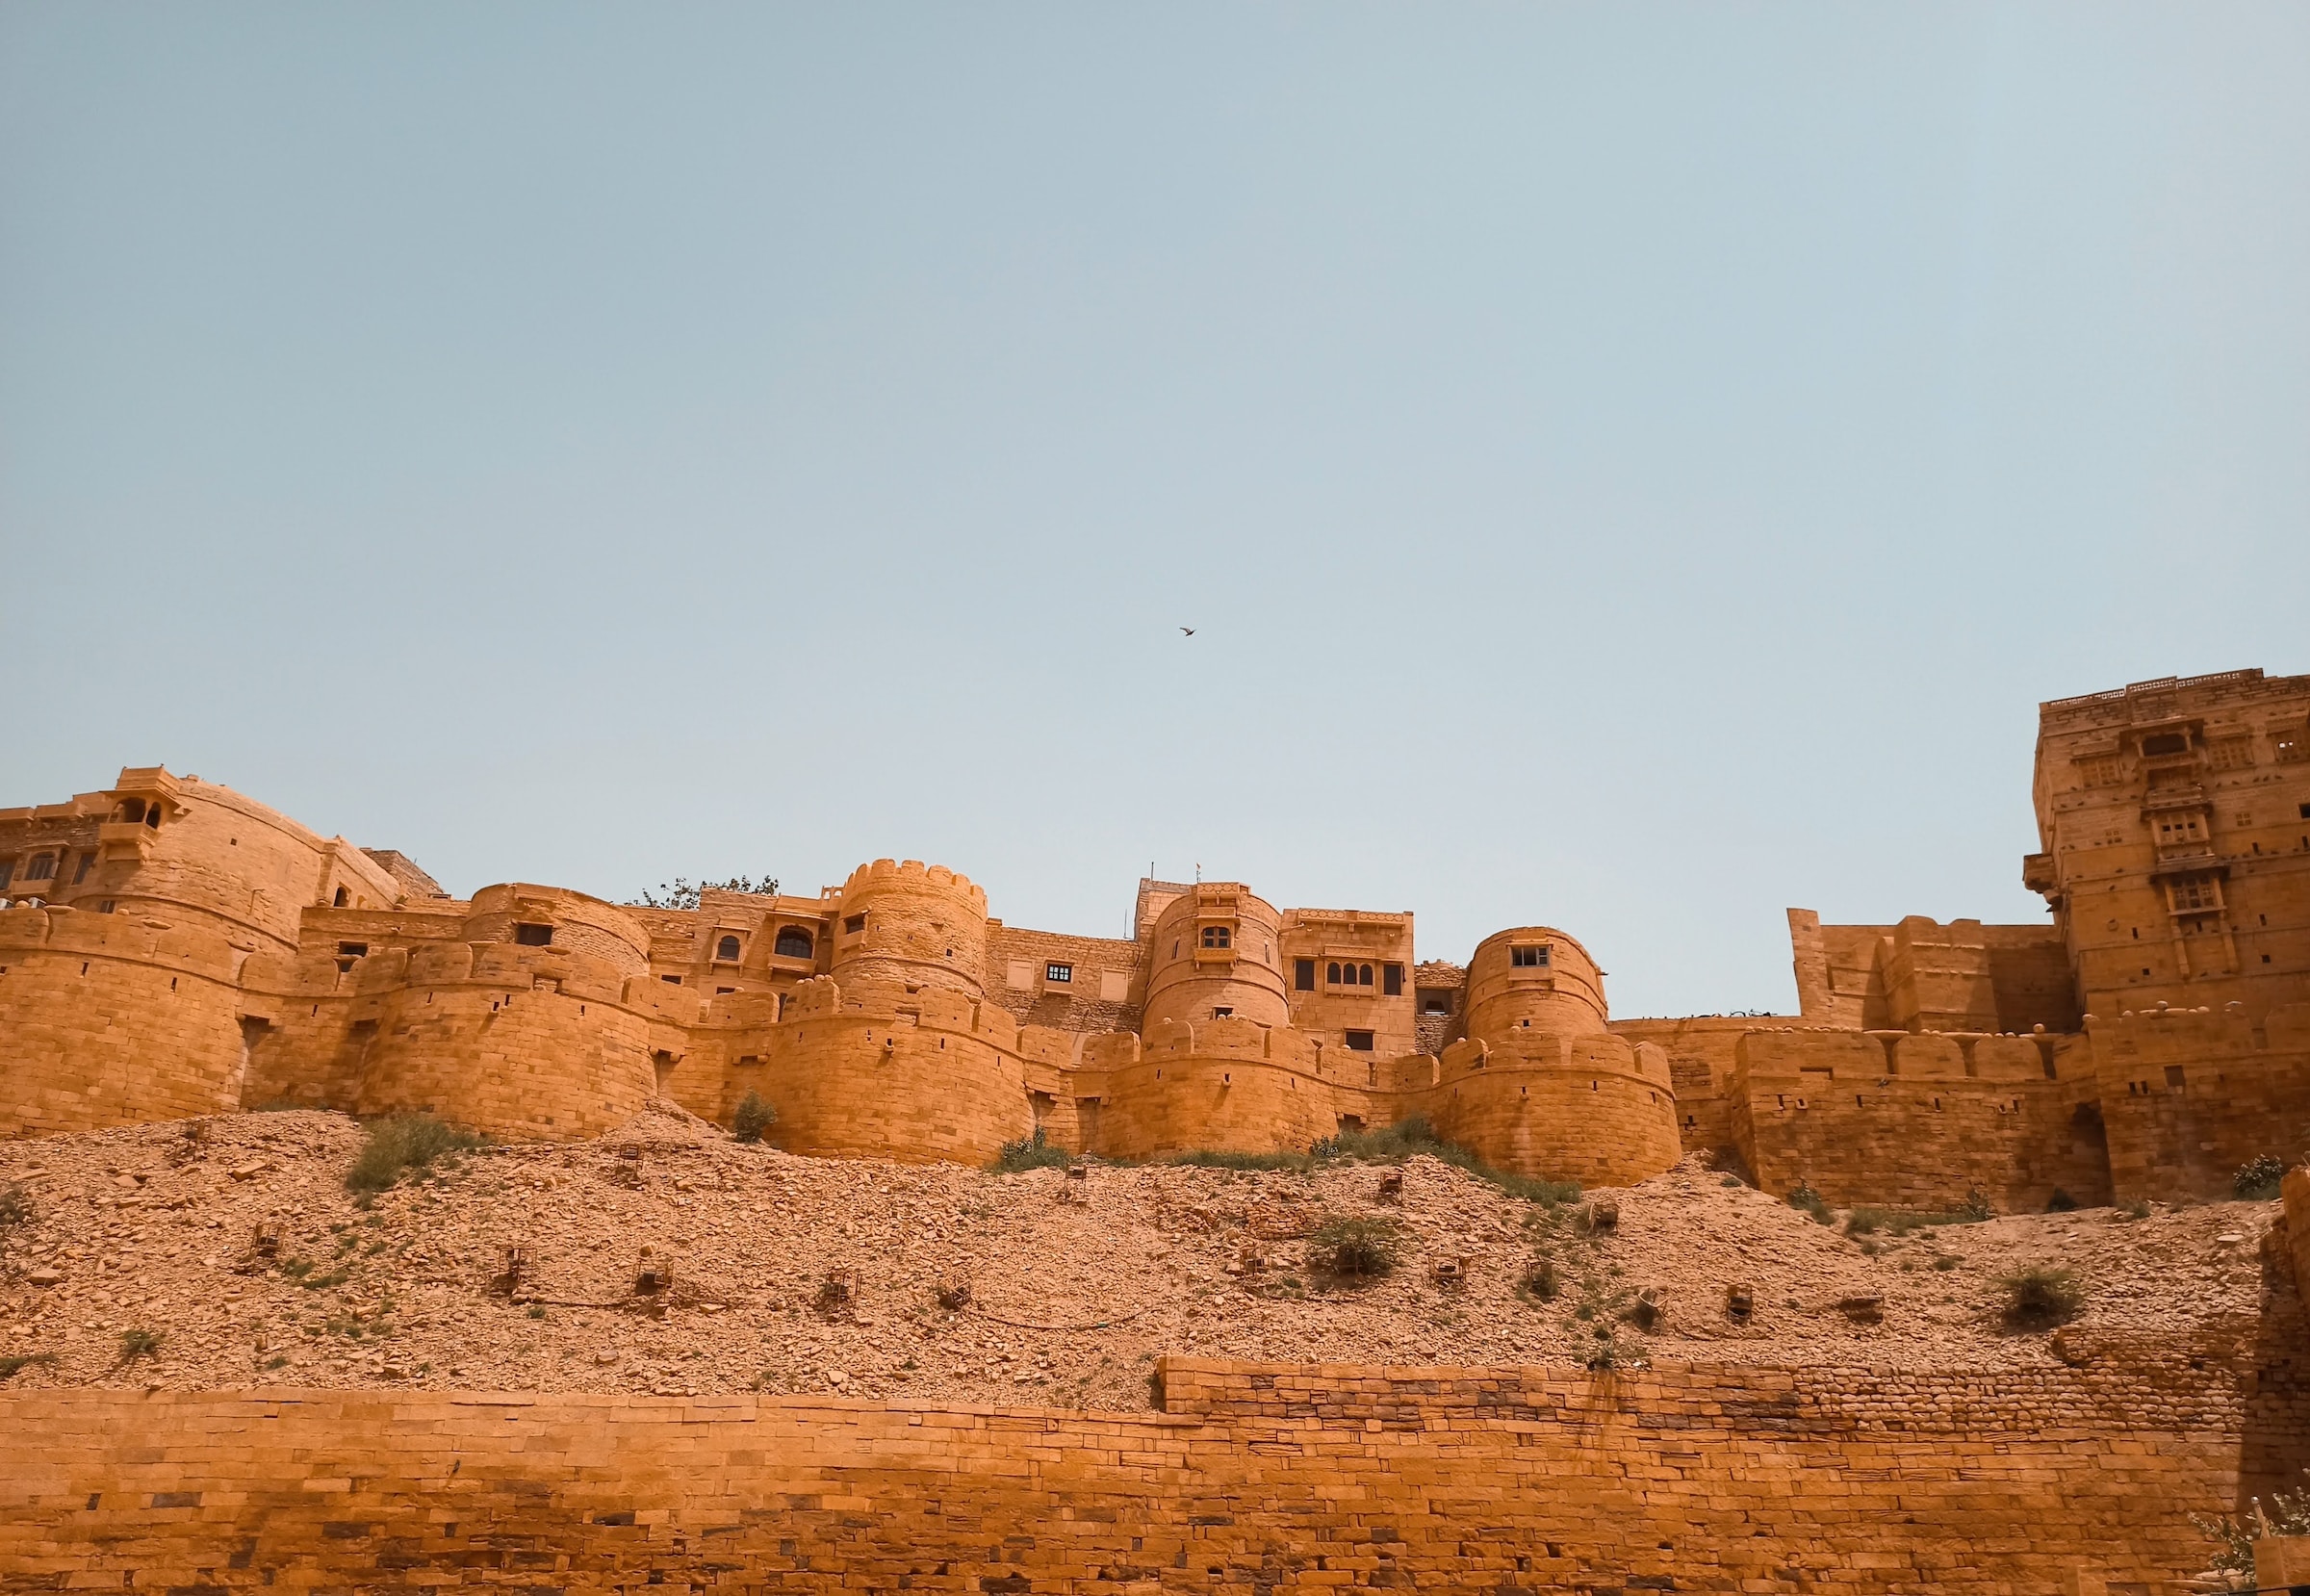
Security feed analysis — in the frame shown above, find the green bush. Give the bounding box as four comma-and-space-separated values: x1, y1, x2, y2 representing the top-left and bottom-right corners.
2194, 1477, 2310, 1591
991, 1126, 1071, 1173
1959, 1187, 1993, 1222
117, 1327, 162, 1362
1519, 1257, 1560, 1303
1786, 1184, 1833, 1224
0, 1351, 59, 1379
2235, 1154, 2286, 1201
1309, 1214, 1399, 1280
2046, 1189, 2079, 1213
0, 1182, 30, 1228
1998, 1266, 2085, 1328
1309, 1117, 1579, 1205
1168, 1147, 1313, 1172
346, 1114, 485, 1194
2118, 1197, 2151, 1222
732, 1091, 777, 1145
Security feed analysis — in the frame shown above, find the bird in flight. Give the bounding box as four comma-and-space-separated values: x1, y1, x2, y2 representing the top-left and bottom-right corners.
1179, 627, 1195, 636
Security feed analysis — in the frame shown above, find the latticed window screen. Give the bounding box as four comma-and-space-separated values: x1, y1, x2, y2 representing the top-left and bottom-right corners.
2167, 875, 2221, 914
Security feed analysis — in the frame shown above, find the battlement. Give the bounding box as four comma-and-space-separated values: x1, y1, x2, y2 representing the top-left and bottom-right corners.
838, 858, 988, 914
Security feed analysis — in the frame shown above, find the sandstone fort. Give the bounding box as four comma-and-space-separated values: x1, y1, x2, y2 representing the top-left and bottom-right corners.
5, 664, 2310, 1595
5, 666, 2306, 1201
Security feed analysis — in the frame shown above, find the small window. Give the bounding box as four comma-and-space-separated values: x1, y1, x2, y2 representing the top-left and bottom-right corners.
1201, 925, 1231, 949
1294, 959, 1316, 991
71, 852, 94, 885
2141, 732, 2190, 757
1358, 963, 1373, 987
843, 914, 866, 935
2299, 803, 2310, 820
1212, 1006, 1233, 1018
1510, 944, 1549, 968
1382, 963, 1403, 996
337, 941, 369, 958
144, 807, 161, 830
332, 886, 348, 907
514, 922, 553, 947
116, 798, 146, 824
1344, 1029, 1375, 1052
1420, 991, 1452, 1017
1046, 963, 1073, 984
660, 974, 681, 985
24, 854, 56, 883
716, 986, 734, 995
2164, 1065, 2186, 1090
2167, 875, 2221, 914
715, 935, 742, 962
774, 926, 814, 959
0, 861, 13, 889
1326, 961, 1342, 984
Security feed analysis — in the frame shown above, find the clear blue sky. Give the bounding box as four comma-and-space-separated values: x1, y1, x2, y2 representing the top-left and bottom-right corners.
4, 4, 2304, 1017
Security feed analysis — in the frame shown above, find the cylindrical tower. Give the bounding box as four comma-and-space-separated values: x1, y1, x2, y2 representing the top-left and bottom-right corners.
1462, 926, 1609, 1043
1141, 883, 1289, 1030
462, 884, 653, 983
1437, 924, 1680, 1188
828, 860, 988, 998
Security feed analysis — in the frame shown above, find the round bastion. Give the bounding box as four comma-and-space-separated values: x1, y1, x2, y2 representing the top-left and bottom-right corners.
1140, 884, 1290, 1031
829, 860, 989, 998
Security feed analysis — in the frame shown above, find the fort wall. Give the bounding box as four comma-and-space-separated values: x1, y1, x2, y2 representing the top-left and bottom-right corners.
0, 1351, 2286, 1594
2088, 1004, 2310, 1201
1729, 1029, 2112, 1211
0, 905, 256, 1136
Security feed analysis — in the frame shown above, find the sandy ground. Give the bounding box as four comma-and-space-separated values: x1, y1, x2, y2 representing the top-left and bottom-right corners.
0, 1105, 2283, 1409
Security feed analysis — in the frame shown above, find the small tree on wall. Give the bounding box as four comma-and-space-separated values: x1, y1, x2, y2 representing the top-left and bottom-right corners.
627, 876, 779, 911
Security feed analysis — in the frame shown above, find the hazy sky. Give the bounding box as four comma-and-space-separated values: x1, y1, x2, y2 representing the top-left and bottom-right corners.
3, 4, 2305, 1017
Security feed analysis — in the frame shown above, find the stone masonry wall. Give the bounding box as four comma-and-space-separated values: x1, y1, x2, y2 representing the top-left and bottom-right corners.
0, 1352, 2288, 1594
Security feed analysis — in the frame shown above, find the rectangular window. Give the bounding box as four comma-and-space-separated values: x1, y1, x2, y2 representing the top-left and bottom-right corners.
2155, 811, 2207, 844
513, 923, 553, 946
2074, 755, 2123, 787
1382, 963, 1403, 996
71, 852, 94, 885
1344, 1029, 1375, 1052
660, 974, 681, 985
0, 861, 12, 889
337, 942, 369, 958
1212, 1006, 1233, 1018
1294, 958, 1315, 991
2164, 1065, 2186, 1090
1509, 945, 1549, 968
2167, 875, 2221, 914
2273, 732, 2306, 764
2141, 732, 2191, 758
1045, 963, 1072, 984
843, 914, 866, 935
2208, 738, 2255, 771
24, 854, 55, 882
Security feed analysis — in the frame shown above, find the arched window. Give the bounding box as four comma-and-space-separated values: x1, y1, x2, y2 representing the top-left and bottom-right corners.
715, 935, 742, 962
332, 887, 348, 907
1359, 964, 1373, 986
774, 926, 814, 960
1326, 962, 1341, 984
145, 807, 161, 830
117, 799, 145, 824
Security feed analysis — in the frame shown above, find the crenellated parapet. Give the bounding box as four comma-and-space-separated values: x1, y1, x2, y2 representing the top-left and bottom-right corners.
830, 859, 989, 998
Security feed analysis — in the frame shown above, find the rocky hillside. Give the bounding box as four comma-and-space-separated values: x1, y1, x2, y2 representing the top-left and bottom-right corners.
0, 1106, 2283, 1408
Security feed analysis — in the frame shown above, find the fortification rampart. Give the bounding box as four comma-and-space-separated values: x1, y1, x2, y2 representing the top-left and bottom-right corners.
1728, 1028, 2112, 1210
2088, 1003, 2310, 1200
0, 904, 257, 1136
0, 1349, 2292, 1594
